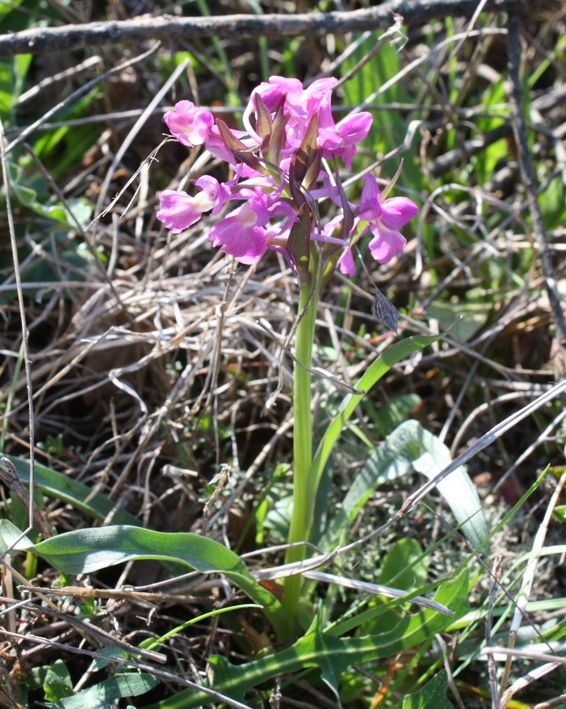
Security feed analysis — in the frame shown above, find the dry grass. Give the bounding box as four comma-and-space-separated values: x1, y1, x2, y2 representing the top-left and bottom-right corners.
1, 1, 566, 707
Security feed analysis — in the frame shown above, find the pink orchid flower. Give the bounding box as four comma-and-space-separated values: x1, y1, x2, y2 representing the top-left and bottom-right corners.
359, 174, 419, 264
156, 176, 229, 233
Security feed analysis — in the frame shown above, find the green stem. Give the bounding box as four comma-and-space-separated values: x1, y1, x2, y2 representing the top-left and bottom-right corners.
282, 282, 318, 625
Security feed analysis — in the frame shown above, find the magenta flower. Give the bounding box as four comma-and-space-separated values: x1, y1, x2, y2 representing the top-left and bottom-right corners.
164, 101, 214, 147
157, 76, 417, 278
359, 174, 419, 264
156, 176, 229, 233
317, 94, 373, 166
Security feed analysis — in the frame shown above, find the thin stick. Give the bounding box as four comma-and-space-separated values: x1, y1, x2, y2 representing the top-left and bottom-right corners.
507, 1, 566, 352
0, 0, 517, 57
0, 120, 36, 533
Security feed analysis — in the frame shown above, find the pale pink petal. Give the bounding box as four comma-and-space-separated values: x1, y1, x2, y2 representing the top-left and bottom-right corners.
338, 246, 357, 275
359, 173, 382, 221
368, 226, 406, 264
209, 203, 267, 264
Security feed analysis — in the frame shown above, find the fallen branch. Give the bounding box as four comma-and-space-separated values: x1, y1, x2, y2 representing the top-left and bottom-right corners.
0, 0, 517, 57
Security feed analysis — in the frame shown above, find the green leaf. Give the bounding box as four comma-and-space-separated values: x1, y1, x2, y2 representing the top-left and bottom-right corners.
426, 300, 490, 342
287, 202, 312, 282
309, 331, 448, 521
359, 539, 429, 636
326, 420, 487, 548
147, 570, 468, 709
22, 525, 289, 642
43, 659, 73, 702
380, 538, 428, 590
3, 455, 141, 526
402, 670, 453, 709
52, 672, 159, 709
371, 393, 421, 438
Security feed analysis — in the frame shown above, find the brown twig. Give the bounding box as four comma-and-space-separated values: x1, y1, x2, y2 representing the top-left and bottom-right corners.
0, 0, 517, 57
506, 1, 566, 354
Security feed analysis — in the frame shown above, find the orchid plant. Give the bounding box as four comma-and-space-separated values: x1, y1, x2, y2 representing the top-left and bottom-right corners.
157, 76, 419, 627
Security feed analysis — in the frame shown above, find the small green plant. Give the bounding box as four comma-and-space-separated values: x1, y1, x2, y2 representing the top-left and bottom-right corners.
1, 74, 488, 708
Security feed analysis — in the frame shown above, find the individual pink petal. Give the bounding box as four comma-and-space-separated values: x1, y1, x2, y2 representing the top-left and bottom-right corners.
336, 112, 373, 145
338, 246, 357, 276
303, 77, 338, 106
164, 101, 214, 147
380, 197, 420, 230
316, 93, 342, 152
359, 173, 382, 221
368, 225, 406, 264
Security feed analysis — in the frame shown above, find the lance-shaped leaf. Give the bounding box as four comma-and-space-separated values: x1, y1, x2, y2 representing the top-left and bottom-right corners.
3, 454, 140, 526
146, 570, 469, 709
0, 522, 289, 642
286, 203, 312, 284
322, 419, 488, 550
216, 119, 263, 172
307, 331, 452, 511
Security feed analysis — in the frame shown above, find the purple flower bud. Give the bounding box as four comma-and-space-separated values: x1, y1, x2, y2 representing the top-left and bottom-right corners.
164, 100, 214, 147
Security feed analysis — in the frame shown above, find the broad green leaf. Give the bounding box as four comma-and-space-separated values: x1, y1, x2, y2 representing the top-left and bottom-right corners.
370, 393, 421, 438
402, 670, 453, 709
52, 672, 159, 709
3, 455, 141, 527
43, 659, 73, 702
0, 519, 35, 552
23, 525, 288, 642
380, 538, 428, 590
360, 539, 429, 636
425, 300, 489, 342
309, 331, 448, 526
327, 420, 487, 547
410, 423, 487, 547
147, 571, 468, 709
